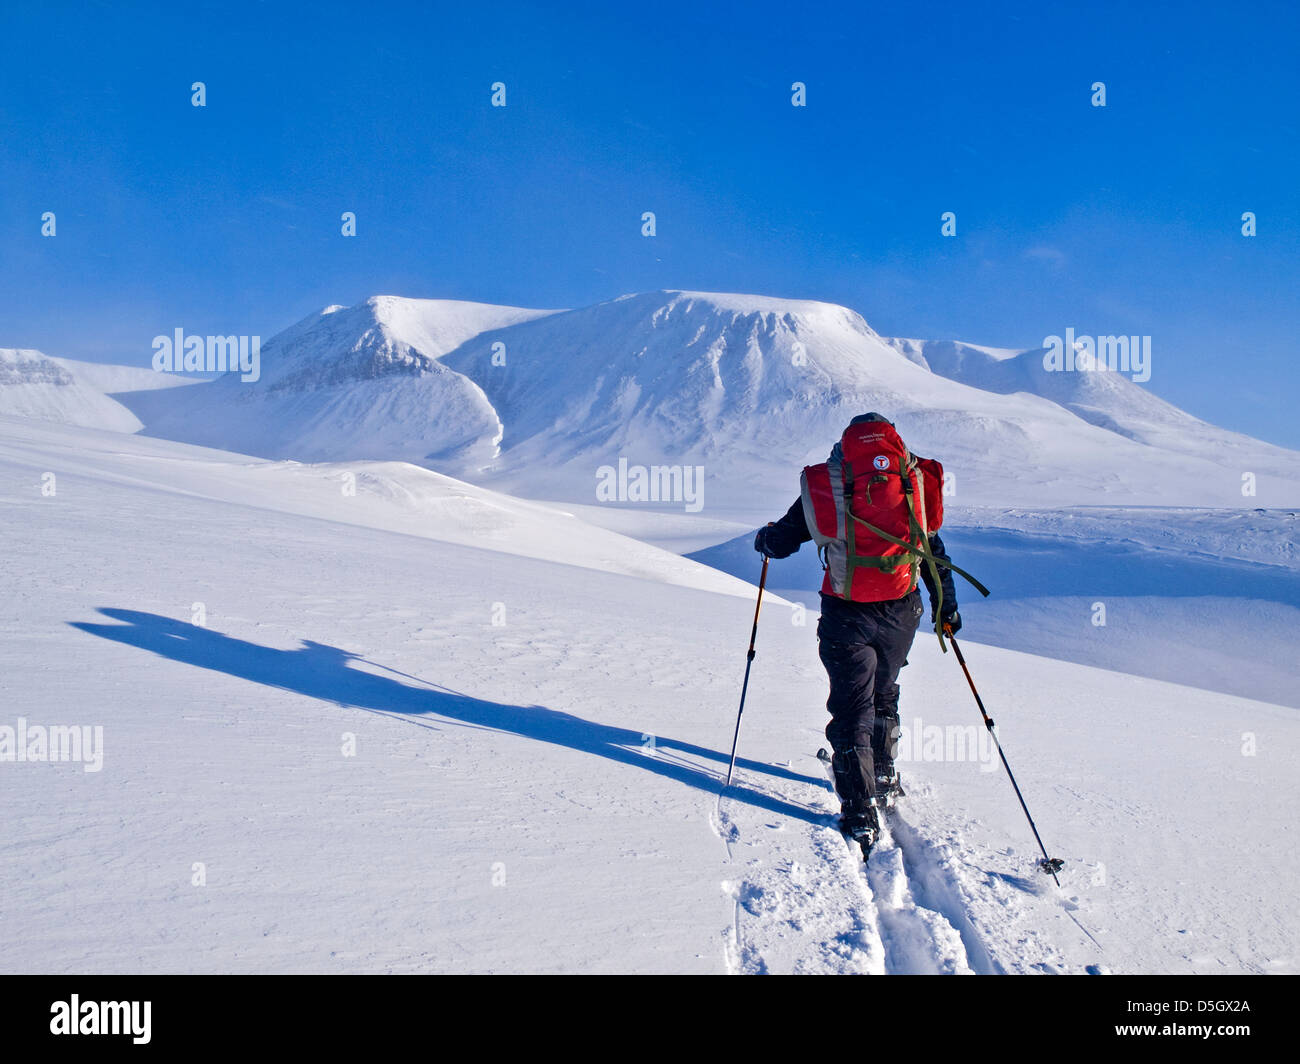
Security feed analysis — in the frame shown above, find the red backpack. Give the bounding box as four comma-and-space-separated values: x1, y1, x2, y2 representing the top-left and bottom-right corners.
800, 421, 985, 646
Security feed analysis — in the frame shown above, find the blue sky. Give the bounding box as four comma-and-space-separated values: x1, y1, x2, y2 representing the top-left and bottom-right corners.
2, 0, 1297, 446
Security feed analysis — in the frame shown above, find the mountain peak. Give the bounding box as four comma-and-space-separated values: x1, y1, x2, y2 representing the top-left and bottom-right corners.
603, 289, 877, 334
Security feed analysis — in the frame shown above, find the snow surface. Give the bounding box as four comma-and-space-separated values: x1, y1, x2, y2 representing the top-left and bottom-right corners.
2, 415, 1296, 974
0, 417, 755, 597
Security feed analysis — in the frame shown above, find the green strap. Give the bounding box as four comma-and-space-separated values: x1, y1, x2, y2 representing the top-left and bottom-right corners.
837, 461, 991, 653
844, 554, 912, 572
899, 481, 947, 649
846, 510, 990, 597
902, 486, 939, 630
847, 506, 991, 653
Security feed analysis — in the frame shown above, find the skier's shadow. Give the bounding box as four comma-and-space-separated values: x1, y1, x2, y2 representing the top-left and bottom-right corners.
71, 608, 825, 825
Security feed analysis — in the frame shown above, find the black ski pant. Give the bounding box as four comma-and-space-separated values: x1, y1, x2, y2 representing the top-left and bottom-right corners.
817, 589, 923, 815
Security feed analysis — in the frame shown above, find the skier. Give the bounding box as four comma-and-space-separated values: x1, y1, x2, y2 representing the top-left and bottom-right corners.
753, 413, 966, 858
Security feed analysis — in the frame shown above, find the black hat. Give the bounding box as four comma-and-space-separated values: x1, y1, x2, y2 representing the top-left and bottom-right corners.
848, 411, 894, 428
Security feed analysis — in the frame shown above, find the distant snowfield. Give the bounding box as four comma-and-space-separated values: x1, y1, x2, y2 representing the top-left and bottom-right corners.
2, 416, 1297, 974
48, 356, 210, 396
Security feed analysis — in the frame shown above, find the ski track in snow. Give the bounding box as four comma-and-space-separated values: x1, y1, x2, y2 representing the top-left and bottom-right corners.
864, 824, 974, 975
883, 813, 993, 974
883, 780, 1089, 975
714, 768, 965, 975
715, 763, 1096, 975
717, 779, 888, 976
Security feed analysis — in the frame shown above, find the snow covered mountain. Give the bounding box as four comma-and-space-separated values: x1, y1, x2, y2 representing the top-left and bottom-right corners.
112, 290, 1300, 512
443, 291, 1300, 510
884, 337, 1221, 452
3, 318, 1296, 974
1, 349, 153, 432
0, 348, 203, 433
123, 297, 558, 466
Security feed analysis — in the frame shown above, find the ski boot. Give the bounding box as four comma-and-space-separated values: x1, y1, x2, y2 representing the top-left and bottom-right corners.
872, 697, 903, 807
838, 802, 881, 862
874, 768, 905, 807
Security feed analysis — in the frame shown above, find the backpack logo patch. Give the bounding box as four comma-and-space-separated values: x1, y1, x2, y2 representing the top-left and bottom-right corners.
872, 455, 890, 471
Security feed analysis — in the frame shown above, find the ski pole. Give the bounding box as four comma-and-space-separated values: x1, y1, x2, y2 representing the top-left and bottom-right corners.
725, 555, 769, 788
945, 624, 1064, 886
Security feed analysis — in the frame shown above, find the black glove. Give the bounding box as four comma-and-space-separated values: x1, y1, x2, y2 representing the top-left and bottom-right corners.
754, 526, 773, 557
936, 609, 961, 635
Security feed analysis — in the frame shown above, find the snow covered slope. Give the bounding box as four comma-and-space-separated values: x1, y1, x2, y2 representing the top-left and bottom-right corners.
690, 504, 1300, 708
48, 356, 207, 396
0, 349, 147, 432
0, 349, 202, 434
884, 336, 1261, 460
2, 415, 1297, 974
0, 415, 756, 597
123, 297, 558, 465
119, 291, 1300, 512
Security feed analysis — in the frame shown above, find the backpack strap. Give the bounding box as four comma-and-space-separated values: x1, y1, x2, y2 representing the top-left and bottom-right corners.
842, 460, 860, 595
898, 462, 921, 596
845, 499, 991, 652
